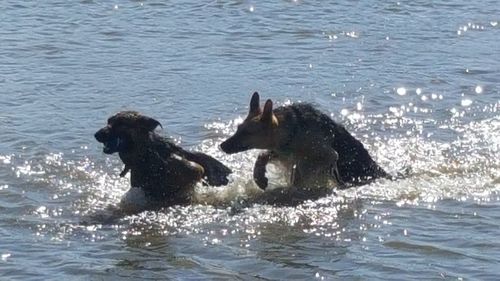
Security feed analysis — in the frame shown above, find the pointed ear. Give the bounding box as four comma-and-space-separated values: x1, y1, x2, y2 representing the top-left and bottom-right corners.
248, 92, 262, 116
138, 116, 162, 131
261, 99, 278, 126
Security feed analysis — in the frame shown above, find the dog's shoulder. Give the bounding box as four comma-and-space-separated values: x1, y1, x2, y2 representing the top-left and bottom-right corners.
149, 133, 183, 157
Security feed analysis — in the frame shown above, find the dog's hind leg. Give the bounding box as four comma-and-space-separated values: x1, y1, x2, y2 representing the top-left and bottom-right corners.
292, 146, 345, 189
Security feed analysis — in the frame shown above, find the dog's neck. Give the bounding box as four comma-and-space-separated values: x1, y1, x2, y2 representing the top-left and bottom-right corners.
118, 139, 151, 167
274, 109, 301, 154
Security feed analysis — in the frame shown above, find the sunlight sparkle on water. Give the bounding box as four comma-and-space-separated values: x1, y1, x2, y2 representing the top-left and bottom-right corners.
461, 99, 473, 107
396, 87, 406, 96
475, 85, 483, 94
1, 253, 11, 261
345, 31, 359, 38
328, 34, 338, 41
356, 102, 363, 111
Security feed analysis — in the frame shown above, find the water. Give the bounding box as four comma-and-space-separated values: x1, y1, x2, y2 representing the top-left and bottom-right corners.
1, 0, 499, 279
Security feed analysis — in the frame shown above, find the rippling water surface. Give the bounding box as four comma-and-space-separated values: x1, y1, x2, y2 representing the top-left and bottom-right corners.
1, 1, 499, 280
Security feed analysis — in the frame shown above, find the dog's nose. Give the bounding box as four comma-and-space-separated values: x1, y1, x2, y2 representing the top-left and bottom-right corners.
219, 139, 236, 154
219, 142, 227, 153
94, 128, 108, 142
219, 138, 230, 149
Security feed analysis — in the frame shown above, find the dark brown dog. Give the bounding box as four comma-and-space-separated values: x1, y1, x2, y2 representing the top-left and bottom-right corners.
95, 111, 231, 205
220, 92, 389, 190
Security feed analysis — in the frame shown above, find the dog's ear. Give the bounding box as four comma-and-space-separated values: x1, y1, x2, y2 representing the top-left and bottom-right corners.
248, 92, 262, 117
262, 99, 278, 126
138, 116, 162, 131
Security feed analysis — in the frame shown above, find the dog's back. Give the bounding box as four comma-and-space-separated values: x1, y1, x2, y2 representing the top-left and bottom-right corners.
274, 103, 389, 185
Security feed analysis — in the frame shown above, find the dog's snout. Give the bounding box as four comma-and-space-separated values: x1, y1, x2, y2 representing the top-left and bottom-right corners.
220, 137, 246, 154
219, 140, 230, 153
94, 127, 109, 142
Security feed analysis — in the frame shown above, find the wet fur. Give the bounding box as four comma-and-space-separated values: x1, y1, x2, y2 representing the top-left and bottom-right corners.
271, 103, 389, 185
220, 92, 389, 190
95, 111, 231, 206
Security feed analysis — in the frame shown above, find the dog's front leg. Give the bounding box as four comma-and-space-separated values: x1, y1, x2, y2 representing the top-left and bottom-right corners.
253, 151, 273, 190
120, 165, 130, 177
330, 160, 347, 189
326, 148, 347, 189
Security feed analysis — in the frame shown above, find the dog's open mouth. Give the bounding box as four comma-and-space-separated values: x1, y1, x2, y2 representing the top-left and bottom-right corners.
103, 136, 126, 154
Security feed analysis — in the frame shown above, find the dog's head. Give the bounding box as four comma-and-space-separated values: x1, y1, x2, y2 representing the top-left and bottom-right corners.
220, 92, 279, 154
95, 111, 162, 154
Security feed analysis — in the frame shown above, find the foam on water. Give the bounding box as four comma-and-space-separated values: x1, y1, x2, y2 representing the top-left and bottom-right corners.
2, 101, 497, 245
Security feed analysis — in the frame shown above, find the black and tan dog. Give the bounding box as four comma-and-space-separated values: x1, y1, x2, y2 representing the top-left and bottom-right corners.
95, 111, 231, 205
220, 92, 389, 190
